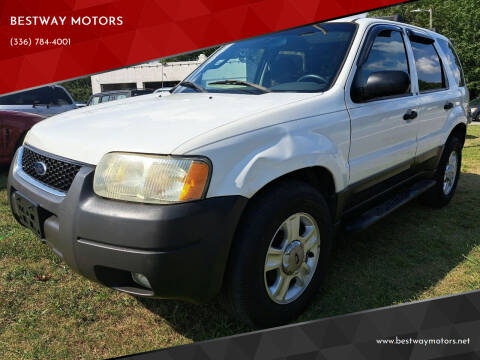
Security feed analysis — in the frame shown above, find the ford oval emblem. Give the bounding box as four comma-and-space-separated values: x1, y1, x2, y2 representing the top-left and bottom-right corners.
33, 161, 47, 176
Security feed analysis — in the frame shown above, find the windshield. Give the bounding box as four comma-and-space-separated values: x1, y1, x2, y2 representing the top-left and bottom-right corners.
174, 22, 357, 95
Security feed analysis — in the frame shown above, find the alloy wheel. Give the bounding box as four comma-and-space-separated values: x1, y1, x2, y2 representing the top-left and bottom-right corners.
264, 213, 321, 304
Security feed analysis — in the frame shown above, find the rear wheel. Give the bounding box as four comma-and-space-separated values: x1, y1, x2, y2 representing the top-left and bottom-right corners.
224, 180, 333, 328
421, 136, 462, 208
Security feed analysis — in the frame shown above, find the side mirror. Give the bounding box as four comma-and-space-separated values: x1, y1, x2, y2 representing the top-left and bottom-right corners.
32, 100, 50, 108
352, 70, 410, 103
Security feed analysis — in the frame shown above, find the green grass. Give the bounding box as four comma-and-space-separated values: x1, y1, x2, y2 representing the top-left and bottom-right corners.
1, 126, 480, 359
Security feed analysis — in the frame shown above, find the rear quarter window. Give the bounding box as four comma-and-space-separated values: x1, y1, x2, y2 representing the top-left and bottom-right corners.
438, 39, 465, 87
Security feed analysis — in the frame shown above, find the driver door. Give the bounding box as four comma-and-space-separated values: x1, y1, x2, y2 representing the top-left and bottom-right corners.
346, 25, 420, 186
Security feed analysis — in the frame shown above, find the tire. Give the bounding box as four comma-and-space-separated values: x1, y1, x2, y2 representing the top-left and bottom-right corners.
421, 135, 462, 208
223, 180, 333, 328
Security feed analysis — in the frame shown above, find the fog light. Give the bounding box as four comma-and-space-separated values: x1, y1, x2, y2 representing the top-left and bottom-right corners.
131, 272, 152, 289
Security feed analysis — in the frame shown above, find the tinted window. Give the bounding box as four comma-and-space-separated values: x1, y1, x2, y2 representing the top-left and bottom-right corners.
89, 96, 101, 105
51, 87, 73, 105
411, 41, 447, 92
0, 87, 50, 105
0, 86, 72, 105
177, 22, 357, 94
353, 30, 410, 101
438, 39, 465, 87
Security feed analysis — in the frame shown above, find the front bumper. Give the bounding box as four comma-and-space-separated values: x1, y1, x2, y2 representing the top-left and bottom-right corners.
8, 148, 247, 303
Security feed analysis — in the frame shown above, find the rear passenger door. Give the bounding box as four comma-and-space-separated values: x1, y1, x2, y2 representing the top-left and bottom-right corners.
346, 25, 420, 185
407, 31, 458, 159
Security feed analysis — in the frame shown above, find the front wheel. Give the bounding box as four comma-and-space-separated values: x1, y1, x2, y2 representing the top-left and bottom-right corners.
421, 136, 462, 208
223, 180, 333, 328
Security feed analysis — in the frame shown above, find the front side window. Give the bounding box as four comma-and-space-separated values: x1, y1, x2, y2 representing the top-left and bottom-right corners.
351, 29, 410, 102
175, 22, 357, 94
411, 41, 447, 93
51, 87, 73, 105
438, 39, 465, 87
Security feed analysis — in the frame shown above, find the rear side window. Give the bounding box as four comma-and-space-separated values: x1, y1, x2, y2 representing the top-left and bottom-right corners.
411, 41, 447, 93
438, 39, 465, 87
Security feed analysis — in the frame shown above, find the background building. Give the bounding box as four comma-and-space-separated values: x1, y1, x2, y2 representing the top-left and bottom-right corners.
90, 54, 207, 93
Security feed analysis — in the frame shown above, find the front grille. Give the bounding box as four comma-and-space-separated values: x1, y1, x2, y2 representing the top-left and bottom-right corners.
21, 147, 82, 193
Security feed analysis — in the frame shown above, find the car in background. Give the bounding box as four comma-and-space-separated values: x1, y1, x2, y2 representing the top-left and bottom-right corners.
75, 102, 87, 108
87, 89, 154, 106
0, 85, 77, 117
0, 110, 45, 165
153, 87, 173, 93
470, 98, 480, 122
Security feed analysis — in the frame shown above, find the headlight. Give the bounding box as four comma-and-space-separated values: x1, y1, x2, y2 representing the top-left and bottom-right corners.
93, 153, 210, 204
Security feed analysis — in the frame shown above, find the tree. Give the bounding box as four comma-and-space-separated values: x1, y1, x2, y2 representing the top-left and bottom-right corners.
371, 0, 480, 99
60, 77, 92, 103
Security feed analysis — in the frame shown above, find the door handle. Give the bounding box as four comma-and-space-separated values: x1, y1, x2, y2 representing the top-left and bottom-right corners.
444, 102, 454, 110
403, 109, 418, 121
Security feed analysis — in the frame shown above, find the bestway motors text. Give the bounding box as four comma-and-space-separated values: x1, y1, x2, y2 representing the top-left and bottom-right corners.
10, 16, 124, 26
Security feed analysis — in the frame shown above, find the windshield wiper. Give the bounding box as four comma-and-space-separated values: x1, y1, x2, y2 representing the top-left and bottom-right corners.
177, 81, 207, 93
208, 80, 271, 93
313, 24, 328, 35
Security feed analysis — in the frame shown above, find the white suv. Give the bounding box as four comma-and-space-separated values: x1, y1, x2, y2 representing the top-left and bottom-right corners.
8, 18, 469, 327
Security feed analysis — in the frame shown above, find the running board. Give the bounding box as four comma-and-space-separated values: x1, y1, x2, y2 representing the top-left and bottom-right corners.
343, 179, 436, 232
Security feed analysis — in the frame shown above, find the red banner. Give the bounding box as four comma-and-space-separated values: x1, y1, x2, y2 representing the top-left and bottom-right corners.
0, 0, 413, 94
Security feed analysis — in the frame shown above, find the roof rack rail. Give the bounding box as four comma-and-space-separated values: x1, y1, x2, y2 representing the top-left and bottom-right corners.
375, 14, 405, 23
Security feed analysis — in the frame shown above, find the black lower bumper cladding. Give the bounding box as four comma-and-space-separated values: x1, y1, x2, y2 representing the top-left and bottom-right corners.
8, 149, 248, 303
117, 290, 480, 360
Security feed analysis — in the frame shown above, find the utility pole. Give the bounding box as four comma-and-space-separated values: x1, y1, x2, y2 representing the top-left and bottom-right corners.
410, 8, 433, 30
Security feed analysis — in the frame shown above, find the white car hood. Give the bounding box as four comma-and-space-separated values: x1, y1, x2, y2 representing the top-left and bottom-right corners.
25, 92, 313, 165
